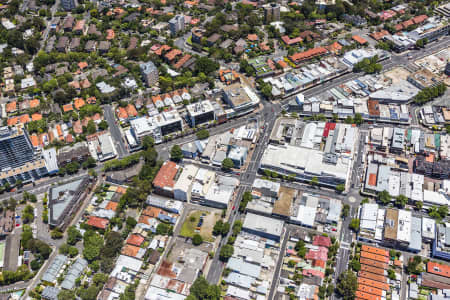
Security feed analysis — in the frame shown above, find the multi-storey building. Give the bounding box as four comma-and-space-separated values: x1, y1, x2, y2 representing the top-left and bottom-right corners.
169, 15, 185, 36
0, 126, 57, 185
140, 61, 159, 87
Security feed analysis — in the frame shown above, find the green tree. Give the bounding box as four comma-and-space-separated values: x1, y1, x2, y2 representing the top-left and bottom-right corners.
196, 129, 210, 140
310, 176, 319, 186
58, 290, 76, 300
82, 157, 97, 169
336, 270, 358, 300
51, 228, 63, 239
378, 190, 391, 205
187, 276, 221, 300
170, 145, 183, 162
239, 191, 253, 212
415, 201, 423, 210
195, 57, 219, 75
341, 204, 350, 218
349, 218, 360, 232
395, 194, 408, 208
22, 205, 34, 223
192, 234, 203, 245
156, 223, 171, 235
353, 113, 363, 125
142, 136, 155, 150
260, 83, 272, 99
295, 240, 307, 258
67, 226, 82, 245
86, 120, 97, 135
351, 259, 361, 271
336, 184, 345, 193
219, 244, 234, 262
98, 120, 109, 131
221, 158, 234, 171
407, 255, 422, 274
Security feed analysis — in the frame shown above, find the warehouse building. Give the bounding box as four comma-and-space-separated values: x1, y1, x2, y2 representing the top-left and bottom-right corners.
242, 213, 284, 241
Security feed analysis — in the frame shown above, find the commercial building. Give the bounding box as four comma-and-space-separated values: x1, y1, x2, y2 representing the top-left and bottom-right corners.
433, 223, 450, 260
186, 100, 215, 127
140, 61, 159, 87
369, 80, 420, 103
173, 164, 198, 201
227, 145, 248, 168
242, 213, 284, 241
49, 176, 91, 228
130, 117, 161, 144
222, 83, 260, 117
0, 126, 56, 185
57, 143, 90, 167
87, 133, 117, 161
169, 15, 185, 36
260, 144, 352, 187
154, 111, 183, 137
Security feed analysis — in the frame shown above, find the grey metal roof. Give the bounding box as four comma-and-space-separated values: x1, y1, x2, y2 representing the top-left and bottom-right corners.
42, 286, 60, 300
409, 217, 422, 252
42, 255, 68, 283
60, 258, 88, 290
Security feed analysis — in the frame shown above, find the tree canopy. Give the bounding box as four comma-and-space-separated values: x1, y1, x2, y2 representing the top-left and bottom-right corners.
336, 270, 358, 300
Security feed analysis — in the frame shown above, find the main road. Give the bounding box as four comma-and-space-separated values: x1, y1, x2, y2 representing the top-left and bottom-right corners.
206, 100, 281, 284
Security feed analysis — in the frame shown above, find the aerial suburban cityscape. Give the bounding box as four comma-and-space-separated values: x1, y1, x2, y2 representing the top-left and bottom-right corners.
0, 0, 448, 299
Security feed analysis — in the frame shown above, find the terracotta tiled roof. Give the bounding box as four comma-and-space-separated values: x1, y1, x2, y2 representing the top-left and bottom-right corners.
19, 114, 30, 124
29, 98, 40, 108
370, 30, 390, 40
352, 35, 368, 44
247, 34, 258, 41
78, 61, 88, 69
63, 104, 74, 112
65, 134, 74, 143
165, 49, 182, 61
289, 47, 328, 63
125, 104, 138, 117
142, 206, 162, 218
122, 244, 140, 257
7, 117, 18, 126
152, 161, 179, 189
312, 235, 332, 248
6, 101, 17, 113
106, 29, 115, 40
74, 98, 85, 110
174, 54, 191, 69
87, 216, 109, 229
412, 15, 428, 24
427, 261, 450, 278
127, 234, 145, 246
30, 134, 39, 147
281, 35, 303, 45
31, 113, 42, 121
73, 120, 82, 134
105, 201, 118, 211
116, 107, 128, 120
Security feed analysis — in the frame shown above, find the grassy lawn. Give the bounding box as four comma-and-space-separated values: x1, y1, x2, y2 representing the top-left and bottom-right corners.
180, 211, 205, 238
179, 210, 220, 242
186, 35, 193, 46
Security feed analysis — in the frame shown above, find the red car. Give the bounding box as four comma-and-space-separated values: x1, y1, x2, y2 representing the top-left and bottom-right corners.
232, 206, 235, 210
